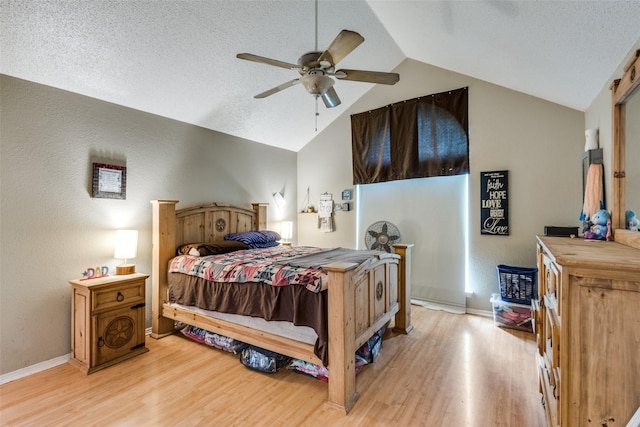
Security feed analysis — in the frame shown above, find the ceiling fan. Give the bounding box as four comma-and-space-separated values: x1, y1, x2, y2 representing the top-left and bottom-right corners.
236, 6, 399, 109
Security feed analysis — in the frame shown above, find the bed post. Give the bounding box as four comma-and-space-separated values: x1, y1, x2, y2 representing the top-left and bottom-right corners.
324, 261, 360, 414
150, 200, 179, 338
251, 203, 268, 230
392, 243, 413, 334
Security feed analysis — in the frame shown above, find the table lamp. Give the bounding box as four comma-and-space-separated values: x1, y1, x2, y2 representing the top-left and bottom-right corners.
114, 229, 138, 275
281, 221, 293, 246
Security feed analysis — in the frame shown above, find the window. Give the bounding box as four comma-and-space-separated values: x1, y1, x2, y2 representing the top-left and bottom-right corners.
351, 87, 468, 184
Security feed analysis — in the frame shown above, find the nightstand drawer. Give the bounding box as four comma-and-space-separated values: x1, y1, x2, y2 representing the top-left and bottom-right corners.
93, 280, 144, 312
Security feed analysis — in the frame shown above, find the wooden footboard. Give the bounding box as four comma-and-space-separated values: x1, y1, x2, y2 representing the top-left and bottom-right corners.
324, 245, 412, 413
150, 200, 412, 414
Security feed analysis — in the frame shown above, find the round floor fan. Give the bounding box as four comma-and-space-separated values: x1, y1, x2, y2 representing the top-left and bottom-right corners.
364, 221, 401, 253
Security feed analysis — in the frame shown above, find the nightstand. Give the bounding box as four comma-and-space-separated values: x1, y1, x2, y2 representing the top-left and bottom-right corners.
69, 273, 149, 374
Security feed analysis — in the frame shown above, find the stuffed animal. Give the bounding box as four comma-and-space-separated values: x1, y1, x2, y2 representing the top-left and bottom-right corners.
626, 210, 639, 232
584, 209, 610, 240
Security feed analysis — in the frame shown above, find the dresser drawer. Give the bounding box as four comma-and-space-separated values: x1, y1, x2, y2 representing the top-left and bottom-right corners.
541, 361, 558, 427
544, 301, 560, 370
93, 280, 144, 312
542, 254, 558, 297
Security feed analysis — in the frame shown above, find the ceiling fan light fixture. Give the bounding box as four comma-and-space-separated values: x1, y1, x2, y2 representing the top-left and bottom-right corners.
300, 72, 334, 96
321, 86, 341, 108
237, 23, 398, 110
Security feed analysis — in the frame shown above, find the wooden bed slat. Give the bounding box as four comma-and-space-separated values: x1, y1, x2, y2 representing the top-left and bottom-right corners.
162, 303, 323, 366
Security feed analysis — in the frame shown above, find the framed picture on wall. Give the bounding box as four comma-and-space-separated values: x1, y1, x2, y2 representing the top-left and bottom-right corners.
92, 163, 127, 199
480, 170, 509, 235
342, 189, 352, 201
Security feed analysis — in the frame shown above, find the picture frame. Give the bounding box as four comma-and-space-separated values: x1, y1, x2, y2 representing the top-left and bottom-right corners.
480, 170, 509, 236
342, 189, 352, 201
92, 163, 127, 200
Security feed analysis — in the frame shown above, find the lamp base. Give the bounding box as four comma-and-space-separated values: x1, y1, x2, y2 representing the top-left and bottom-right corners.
116, 264, 136, 275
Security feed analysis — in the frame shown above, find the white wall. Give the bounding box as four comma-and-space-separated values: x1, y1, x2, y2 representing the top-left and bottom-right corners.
0, 75, 298, 375
297, 58, 586, 312
359, 175, 467, 307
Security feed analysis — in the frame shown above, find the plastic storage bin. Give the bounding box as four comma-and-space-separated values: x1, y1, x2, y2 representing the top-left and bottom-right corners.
497, 264, 538, 304
490, 294, 533, 333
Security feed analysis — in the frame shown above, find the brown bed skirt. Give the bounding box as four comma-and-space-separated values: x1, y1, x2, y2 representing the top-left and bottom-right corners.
168, 273, 329, 365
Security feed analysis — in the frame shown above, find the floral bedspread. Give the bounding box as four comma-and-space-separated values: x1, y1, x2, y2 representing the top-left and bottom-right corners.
168, 246, 329, 292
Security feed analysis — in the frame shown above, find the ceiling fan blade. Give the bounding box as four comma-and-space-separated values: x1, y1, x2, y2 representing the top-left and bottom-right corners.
321, 86, 341, 108
237, 53, 299, 70
254, 79, 300, 98
317, 30, 364, 67
335, 69, 400, 85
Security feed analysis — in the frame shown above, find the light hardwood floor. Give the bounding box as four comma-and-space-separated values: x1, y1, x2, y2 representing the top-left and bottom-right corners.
0, 305, 545, 426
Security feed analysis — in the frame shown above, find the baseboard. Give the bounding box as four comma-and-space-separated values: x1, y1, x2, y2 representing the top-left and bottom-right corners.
411, 298, 466, 315
411, 298, 493, 318
465, 307, 493, 318
627, 406, 640, 427
2, 329, 154, 385
0, 353, 70, 385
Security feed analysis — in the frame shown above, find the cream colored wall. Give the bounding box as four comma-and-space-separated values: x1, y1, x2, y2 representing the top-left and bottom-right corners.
585, 39, 640, 215
466, 71, 584, 311
0, 75, 298, 375
295, 108, 357, 248
297, 58, 585, 312
585, 73, 614, 212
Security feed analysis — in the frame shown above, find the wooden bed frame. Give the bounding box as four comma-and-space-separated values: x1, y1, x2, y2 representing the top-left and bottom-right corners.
150, 200, 413, 413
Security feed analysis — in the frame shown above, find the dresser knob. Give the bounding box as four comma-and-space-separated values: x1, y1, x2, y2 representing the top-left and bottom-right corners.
116, 292, 124, 302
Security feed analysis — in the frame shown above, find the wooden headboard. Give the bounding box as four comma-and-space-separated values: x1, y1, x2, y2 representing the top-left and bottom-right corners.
150, 200, 267, 336
174, 202, 267, 247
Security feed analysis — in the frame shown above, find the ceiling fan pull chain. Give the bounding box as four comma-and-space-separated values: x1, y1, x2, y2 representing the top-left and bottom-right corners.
315, 96, 319, 132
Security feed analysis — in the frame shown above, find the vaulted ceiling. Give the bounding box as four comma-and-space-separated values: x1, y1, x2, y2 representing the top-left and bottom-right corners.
2, 1, 639, 152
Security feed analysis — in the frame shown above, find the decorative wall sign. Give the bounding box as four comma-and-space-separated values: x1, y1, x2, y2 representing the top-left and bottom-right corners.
81, 266, 109, 280
92, 163, 126, 199
318, 193, 334, 232
480, 170, 509, 235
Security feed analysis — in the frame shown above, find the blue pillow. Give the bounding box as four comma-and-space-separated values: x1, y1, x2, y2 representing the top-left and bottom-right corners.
224, 230, 281, 248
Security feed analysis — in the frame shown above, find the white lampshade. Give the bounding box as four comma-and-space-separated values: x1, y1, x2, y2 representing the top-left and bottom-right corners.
281, 221, 293, 241
114, 230, 138, 274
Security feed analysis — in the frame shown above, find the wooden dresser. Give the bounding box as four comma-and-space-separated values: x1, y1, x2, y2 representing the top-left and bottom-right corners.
535, 236, 640, 426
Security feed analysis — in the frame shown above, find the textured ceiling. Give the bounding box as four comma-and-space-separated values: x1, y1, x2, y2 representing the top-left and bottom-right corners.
2, 1, 639, 152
